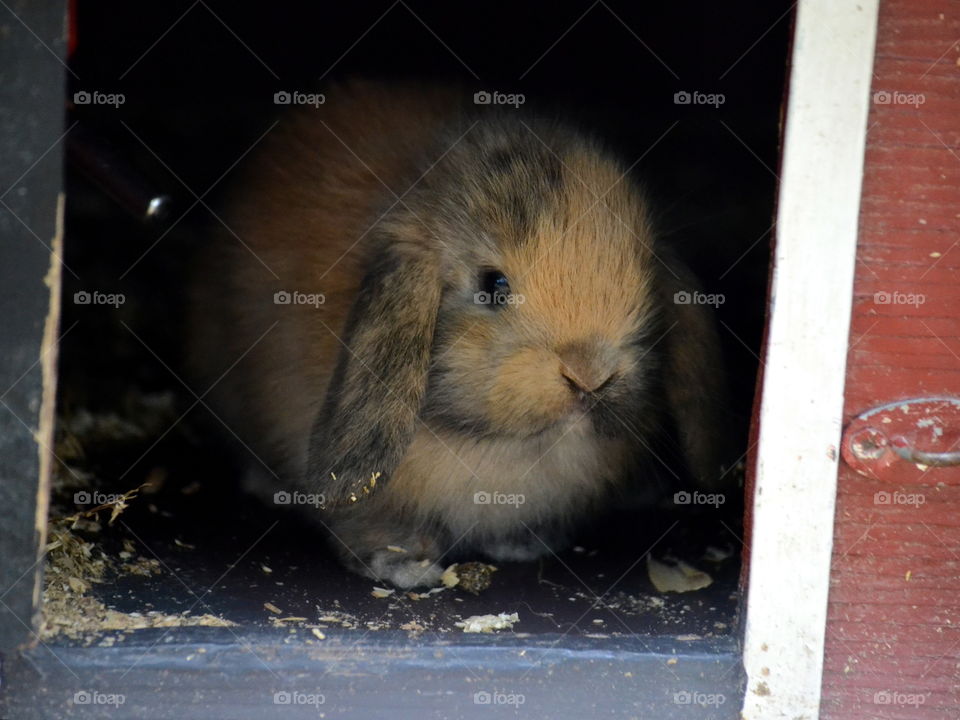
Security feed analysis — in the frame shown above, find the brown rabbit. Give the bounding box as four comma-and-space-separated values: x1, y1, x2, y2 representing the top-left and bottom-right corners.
187, 81, 733, 588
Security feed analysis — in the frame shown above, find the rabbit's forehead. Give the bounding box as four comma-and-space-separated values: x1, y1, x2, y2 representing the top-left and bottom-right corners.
446, 125, 644, 251
466, 147, 655, 263
517, 171, 657, 337
501, 169, 654, 284
509, 237, 654, 336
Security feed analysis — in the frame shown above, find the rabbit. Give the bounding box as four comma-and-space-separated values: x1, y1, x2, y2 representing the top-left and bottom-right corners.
186, 80, 734, 589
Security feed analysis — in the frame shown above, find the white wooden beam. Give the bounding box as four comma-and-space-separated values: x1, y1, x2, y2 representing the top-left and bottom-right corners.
741, 0, 880, 717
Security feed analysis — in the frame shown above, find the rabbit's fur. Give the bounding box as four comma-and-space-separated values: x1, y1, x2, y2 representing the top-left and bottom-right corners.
187, 81, 733, 588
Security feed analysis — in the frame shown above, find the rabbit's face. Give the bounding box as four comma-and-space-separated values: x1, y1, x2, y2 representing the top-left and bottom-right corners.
416, 128, 661, 441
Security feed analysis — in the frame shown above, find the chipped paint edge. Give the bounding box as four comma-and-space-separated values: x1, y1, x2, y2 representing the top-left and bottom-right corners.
30, 192, 64, 635
741, 1, 880, 718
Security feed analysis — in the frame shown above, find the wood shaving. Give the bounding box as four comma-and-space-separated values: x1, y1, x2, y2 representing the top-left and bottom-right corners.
41, 402, 236, 641
270, 616, 308, 624
40, 482, 185, 640
121, 556, 162, 577
441, 564, 460, 588
646, 555, 713, 593
406, 587, 447, 600
455, 612, 520, 633
316, 610, 360, 628
703, 545, 734, 563
41, 591, 234, 640
346, 471, 382, 504
400, 620, 426, 635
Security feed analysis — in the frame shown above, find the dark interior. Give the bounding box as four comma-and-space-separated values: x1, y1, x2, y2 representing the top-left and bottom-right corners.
54, 0, 791, 645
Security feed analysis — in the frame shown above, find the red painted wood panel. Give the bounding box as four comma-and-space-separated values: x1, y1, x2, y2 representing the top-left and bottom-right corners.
821, 0, 960, 717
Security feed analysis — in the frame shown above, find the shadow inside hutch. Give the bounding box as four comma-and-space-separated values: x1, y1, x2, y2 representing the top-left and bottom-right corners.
51, 0, 790, 647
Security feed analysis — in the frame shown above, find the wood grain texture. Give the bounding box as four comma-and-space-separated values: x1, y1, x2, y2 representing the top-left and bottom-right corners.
822, 0, 960, 717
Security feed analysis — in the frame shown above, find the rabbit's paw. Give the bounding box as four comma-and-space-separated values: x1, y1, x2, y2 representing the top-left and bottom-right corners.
367, 549, 445, 589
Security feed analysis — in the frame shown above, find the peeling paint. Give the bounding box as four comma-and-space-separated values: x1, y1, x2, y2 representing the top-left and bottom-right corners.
31, 192, 63, 630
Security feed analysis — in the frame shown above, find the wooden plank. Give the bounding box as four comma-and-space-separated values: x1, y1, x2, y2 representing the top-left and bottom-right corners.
0, 0, 66, 656
828, 620, 960, 644
823, 0, 960, 715
1, 628, 744, 719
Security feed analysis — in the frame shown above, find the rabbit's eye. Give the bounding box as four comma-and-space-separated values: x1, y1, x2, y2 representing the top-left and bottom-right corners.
477, 269, 511, 308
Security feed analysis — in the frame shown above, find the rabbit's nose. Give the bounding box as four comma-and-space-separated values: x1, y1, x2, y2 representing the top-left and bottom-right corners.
558, 342, 617, 395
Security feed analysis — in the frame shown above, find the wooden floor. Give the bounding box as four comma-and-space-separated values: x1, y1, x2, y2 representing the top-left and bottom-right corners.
3, 483, 744, 719
4, 628, 741, 719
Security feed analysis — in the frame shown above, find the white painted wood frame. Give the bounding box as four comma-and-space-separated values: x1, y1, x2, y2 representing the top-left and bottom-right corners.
740, 1, 880, 718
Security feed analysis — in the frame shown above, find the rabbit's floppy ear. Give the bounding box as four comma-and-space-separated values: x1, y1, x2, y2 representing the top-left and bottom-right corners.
656, 250, 736, 491
307, 237, 441, 505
